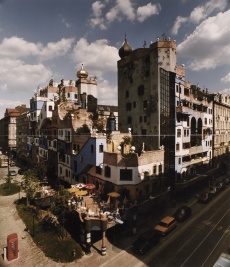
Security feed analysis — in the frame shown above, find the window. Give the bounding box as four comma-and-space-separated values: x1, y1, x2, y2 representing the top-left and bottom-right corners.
67, 93, 70, 97
133, 102, 136, 108
177, 129, 181, 137
96, 166, 102, 175
204, 118, 207, 125
143, 100, 148, 109
127, 116, 132, 124
99, 144, 104, 153
178, 158, 181, 164
138, 84, 145, 95
139, 116, 142, 123
125, 90, 129, 98
126, 102, 132, 111
141, 129, 147, 135
105, 166, 111, 178
159, 164, 162, 173
74, 94, 78, 99
153, 165, 157, 174
144, 116, 147, 122
176, 143, 180, 151
91, 144, 94, 153
120, 169, 132, 181
176, 84, 179, 93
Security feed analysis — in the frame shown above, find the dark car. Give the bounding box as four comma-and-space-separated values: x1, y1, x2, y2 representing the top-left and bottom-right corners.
132, 229, 161, 255
18, 167, 29, 175
198, 192, 212, 203
222, 177, 230, 186
209, 186, 218, 196
215, 182, 225, 192
174, 206, 192, 222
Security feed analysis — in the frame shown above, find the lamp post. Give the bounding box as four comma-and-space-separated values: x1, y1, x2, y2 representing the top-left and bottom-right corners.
6, 149, 10, 174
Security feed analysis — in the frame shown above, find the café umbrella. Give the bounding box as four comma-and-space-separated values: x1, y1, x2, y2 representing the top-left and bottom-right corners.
67, 188, 80, 193
85, 183, 96, 190
76, 190, 88, 196
107, 192, 120, 198
74, 183, 86, 189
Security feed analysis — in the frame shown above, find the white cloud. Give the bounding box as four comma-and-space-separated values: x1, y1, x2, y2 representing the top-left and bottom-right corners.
0, 37, 41, 58
92, 0, 105, 17
0, 58, 52, 92
90, 0, 161, 29
72, 38, 119, 74
97, 79, 117, 105
0, 37, 74, 61
171, 0, 228, 35
115, 0, 135, 21
39, 38, 75, 61
90, 1, 106, 29
60, 15, 71, 28
137, 3, 161, 22
171, 16, 188, 35
221, 73, 230, 83
177, 10, 230, 71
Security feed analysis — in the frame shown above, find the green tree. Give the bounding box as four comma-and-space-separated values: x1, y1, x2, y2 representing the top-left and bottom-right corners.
21, 170, 40, 206
49, 192, 70, 240
1, 173, 14, 189
76, 124, 90, 135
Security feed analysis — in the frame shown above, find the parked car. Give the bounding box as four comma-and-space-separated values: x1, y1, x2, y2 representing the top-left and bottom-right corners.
18, 167, 29, 175
9, 170, 17, 176
222, 177, 230, 186
215, 182, 225, 192
131, 229, 161, 255
154, 216, 177, 236
174, 206, 192, 222
10, 161, 16, 167
198, 192, 212, 203
209, 186, 218, 196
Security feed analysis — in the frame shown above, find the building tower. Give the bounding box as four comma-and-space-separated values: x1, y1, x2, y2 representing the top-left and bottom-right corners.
117, 35, 177, 190
117, 35, 177, 150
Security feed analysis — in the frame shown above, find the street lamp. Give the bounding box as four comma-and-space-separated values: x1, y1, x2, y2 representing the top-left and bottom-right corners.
6, 149, 10, 174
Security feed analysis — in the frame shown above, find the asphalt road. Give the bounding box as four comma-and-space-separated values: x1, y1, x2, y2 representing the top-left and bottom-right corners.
139, 187, 230, 267
101, 186, 230, 267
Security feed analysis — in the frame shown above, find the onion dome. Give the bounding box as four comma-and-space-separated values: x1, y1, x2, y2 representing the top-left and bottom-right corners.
76, 64, 89, 79
118, 34, 132, 59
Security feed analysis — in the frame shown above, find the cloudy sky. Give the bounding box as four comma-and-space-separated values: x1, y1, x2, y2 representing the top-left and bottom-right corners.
0, 0, 230, 118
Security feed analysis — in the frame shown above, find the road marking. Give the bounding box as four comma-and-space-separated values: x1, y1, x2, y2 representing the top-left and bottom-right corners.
179, 207, 230, 267
201, 225, 230, 267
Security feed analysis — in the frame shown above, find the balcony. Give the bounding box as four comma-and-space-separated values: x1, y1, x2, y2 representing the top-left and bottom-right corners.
189, 145, 203, 155
176, 106, 188, 114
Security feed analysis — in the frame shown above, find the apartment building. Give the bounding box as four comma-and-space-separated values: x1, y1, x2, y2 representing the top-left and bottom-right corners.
175, 72, 213, 182
0, 105, 29, 157
213, 92, 230, 172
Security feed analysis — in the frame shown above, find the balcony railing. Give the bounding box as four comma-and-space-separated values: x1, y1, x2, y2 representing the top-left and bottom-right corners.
189, 145, 203, 154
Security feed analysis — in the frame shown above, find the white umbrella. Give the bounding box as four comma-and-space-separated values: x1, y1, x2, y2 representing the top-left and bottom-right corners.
74, 183, 86, 189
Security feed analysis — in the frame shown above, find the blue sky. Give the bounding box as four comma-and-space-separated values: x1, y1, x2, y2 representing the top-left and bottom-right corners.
0, 0, 230, 118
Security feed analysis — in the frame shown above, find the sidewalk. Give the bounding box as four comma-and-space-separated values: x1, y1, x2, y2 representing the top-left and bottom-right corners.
0, 175, 135, 267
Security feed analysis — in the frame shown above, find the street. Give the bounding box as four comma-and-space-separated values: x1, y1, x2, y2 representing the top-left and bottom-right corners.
102, 186, 230, 267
